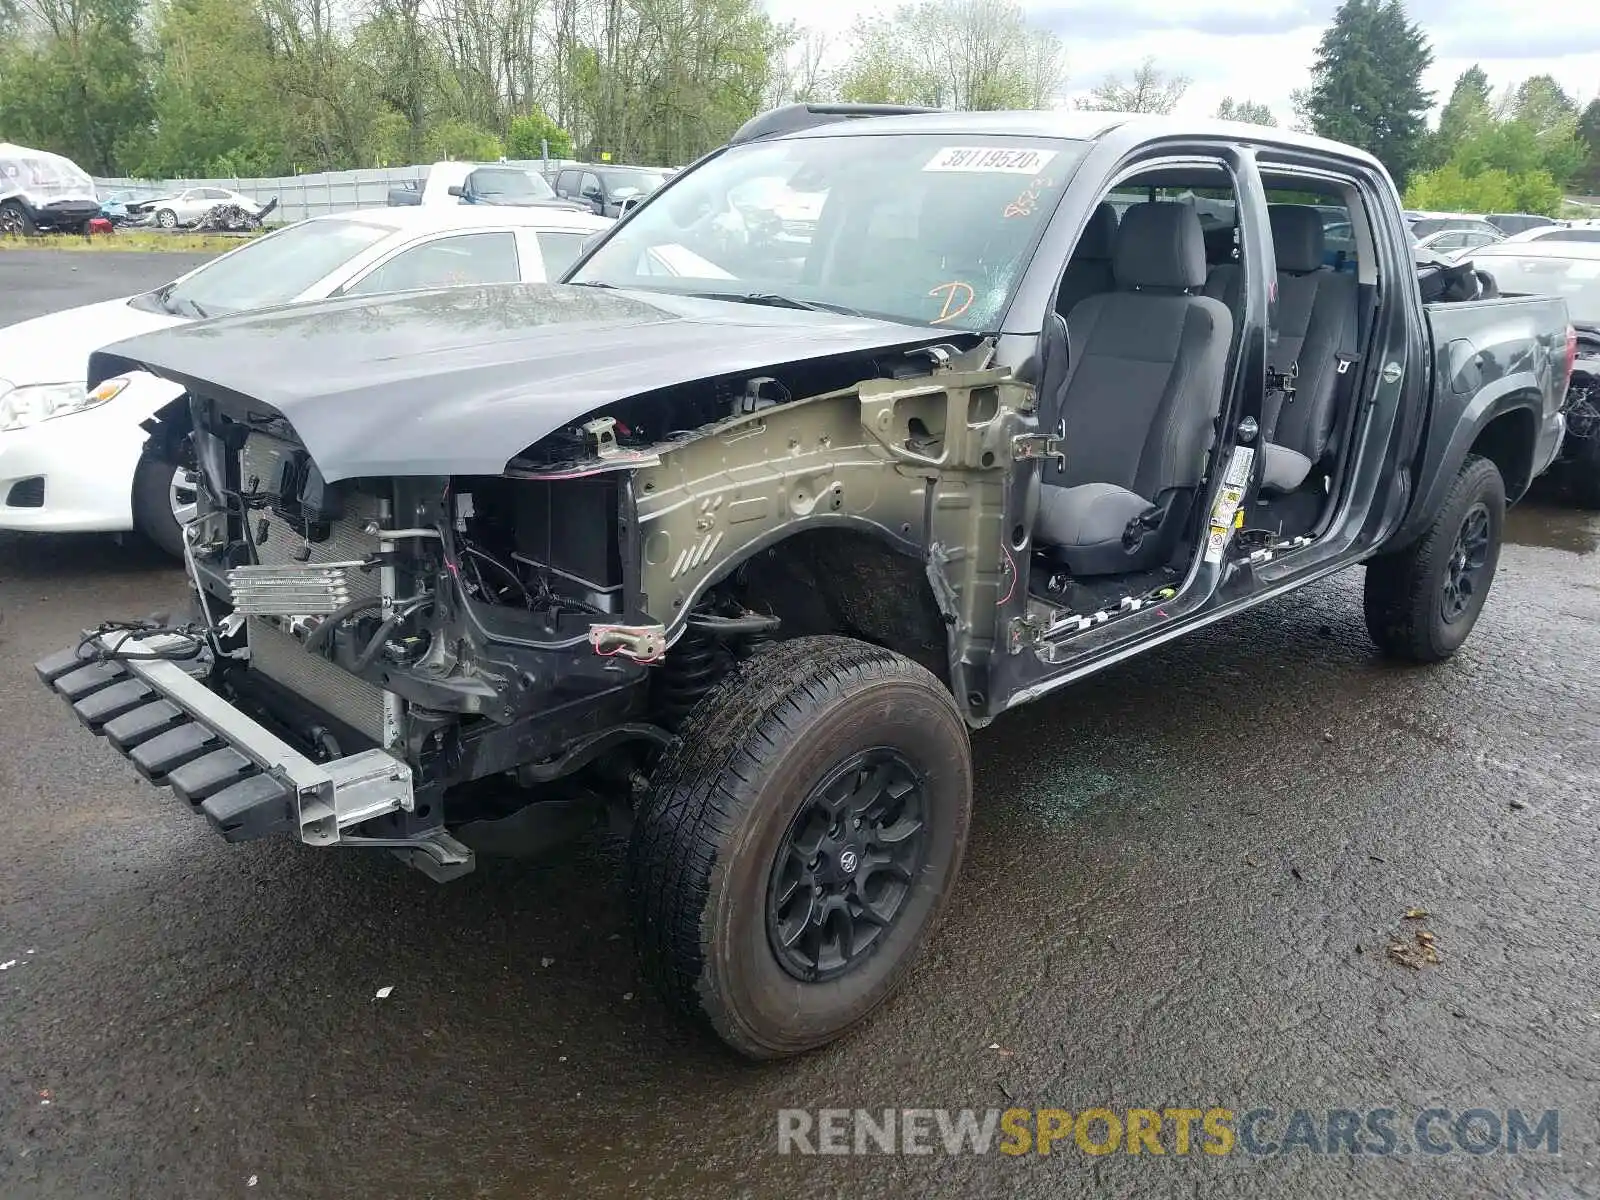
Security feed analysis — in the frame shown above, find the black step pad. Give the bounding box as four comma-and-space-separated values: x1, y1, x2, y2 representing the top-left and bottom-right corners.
35, 646, 92, 685
73, 679, 158, 731
53, 661, 128, 701
131, 723, 221, 782
202, 775, 294, 842
104, 701, 188, 751
169, 747, 256, 805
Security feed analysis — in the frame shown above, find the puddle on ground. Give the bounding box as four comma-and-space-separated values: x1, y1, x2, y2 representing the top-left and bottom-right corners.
1504, 504, 1600, 556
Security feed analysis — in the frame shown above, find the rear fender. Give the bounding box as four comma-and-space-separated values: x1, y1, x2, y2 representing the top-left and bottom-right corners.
1394, 372, 1541, 547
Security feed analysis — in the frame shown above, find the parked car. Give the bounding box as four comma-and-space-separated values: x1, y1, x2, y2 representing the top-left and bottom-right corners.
0, 204, 611, 554
386, 162, 588, 212
1414, 225, 1504, 258
1485, 213, 1561, 236
1406, 212, 1503, 241
552, 164, 669, 217
45, 105, 1571, 1061
0, 143, 102, 235
99, 191, 138, 225
133, 187, 261, 230
1465, 239, 1600, 505
1497, 225, 1600, 247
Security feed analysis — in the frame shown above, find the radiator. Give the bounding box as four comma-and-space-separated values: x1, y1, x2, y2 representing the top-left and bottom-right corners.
248, 618, 390, 744
239, 433, 395, 746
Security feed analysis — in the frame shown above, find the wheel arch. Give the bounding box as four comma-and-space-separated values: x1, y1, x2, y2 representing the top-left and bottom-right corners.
688, 518, 958, 692
1467, 398, 1540, 502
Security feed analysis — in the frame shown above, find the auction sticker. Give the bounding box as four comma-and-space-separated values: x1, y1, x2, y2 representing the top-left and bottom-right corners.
924, 147, 1058, 174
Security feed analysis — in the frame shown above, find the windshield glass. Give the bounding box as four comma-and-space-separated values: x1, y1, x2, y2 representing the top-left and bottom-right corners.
471, 168, 556, 202
604, 169, 666, 200
572, 134, 1085, 331
156, 218, 393, 316
1477, 253, 1600, 324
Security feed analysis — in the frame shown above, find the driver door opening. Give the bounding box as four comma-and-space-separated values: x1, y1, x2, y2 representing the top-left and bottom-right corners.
1025, 161, 1247, 620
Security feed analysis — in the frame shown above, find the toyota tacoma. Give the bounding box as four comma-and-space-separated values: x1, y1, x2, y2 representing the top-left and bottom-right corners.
39, 106, 1574, 1058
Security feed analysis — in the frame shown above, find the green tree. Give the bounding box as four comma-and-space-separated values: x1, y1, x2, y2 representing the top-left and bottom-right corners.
1404, 163, 1563, 216
1216, 97, 1277, 126
835, 0, 1064, 111
507, 110, 574, 160
1578, 98, 1600, 192
424, 120, 504, 162
1432, 65, 1492, 163
1302, 0, 1433, 187
0, 0, 152, 175
1077, 57, 1189, 114
139, 0, 289, 178
1508, 75, 1577, 133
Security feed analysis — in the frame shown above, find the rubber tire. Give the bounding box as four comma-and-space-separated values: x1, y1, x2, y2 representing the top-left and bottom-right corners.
0, 200, 35, 236
156, 209, 178, 230
628, 635, 972, 1060
1363, 453, 1505, 663
131, 449, 187, 560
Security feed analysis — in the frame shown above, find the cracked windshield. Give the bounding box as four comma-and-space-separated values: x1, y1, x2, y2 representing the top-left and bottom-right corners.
572, 134, 1085, 331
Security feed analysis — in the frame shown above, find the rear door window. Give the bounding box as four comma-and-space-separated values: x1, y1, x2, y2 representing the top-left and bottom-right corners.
345, 231, 521, 295
536, 231, 592, 280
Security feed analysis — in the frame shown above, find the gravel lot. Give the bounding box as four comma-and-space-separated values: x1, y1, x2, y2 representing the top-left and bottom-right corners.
2, 251, 1598, 1199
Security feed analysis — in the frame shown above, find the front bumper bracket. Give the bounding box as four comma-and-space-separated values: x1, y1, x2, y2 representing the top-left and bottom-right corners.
37, 631, 473, 879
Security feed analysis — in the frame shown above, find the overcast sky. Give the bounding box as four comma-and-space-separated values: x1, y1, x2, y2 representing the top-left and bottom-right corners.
760, 0, 1600, 123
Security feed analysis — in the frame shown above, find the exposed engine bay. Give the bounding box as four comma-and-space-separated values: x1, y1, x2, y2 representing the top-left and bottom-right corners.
161, 336, 1022, 847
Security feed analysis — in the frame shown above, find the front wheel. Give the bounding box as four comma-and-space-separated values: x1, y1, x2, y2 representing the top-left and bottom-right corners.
1364, 454, 1505, 663
627, 636, 972, 1059
155, 208, 178, 230
0, 200, 35, 236
131, 439, 197, 560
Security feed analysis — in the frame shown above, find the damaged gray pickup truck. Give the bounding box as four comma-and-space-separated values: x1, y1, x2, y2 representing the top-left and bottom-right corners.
39, 106, 1573, 1058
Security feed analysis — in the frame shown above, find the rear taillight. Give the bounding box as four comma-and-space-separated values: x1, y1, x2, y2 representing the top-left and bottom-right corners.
1565, 324, 1578, 389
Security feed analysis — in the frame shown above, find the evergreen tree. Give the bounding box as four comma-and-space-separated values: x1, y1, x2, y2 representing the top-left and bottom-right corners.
1436, 66, 1492, 154
1579, 99, 1600, 193
1303, 0, 1433, 187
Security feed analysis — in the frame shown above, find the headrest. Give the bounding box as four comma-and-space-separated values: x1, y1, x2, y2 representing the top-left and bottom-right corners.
1076, 202, 1120, 261
1113, 202, 1208, 290
1269, 204, 1327, 274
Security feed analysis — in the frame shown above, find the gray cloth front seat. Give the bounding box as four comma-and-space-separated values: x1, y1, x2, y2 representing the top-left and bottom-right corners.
1035, 202, 1234, 576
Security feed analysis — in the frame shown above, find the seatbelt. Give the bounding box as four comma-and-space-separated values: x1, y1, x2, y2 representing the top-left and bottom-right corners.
1323, 302, 1368, 464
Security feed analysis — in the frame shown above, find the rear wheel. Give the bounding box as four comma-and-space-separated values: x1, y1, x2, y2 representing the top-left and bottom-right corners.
1364, 454, 1505, 663
627, 635, 972, 1059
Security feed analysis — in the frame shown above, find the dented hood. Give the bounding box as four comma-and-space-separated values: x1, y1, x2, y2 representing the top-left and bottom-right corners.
89, 283, 967, 481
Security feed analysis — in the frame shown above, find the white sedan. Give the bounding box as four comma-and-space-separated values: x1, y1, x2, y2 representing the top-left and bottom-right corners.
139, 187, 261, 229
0, 204, 610, 555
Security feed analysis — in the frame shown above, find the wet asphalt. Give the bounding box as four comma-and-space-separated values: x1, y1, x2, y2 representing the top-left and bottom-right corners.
1, 252, 1599, 1199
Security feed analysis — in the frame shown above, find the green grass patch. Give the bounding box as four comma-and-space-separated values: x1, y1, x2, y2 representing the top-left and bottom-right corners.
0, 230, 259, 253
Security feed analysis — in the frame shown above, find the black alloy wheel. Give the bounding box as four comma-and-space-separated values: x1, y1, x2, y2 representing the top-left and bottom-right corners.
1440, 502, 1491, 624
766, 750, 928, 982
